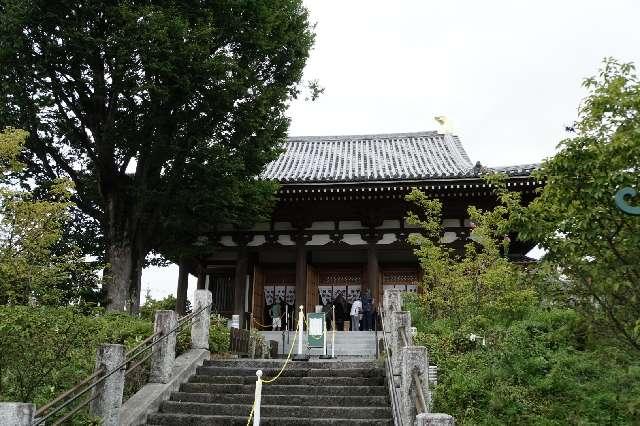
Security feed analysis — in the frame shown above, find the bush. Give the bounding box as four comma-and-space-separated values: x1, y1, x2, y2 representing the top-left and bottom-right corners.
209, 314, 230, 353
0, 306, 152, 406
407, 298, 640, 425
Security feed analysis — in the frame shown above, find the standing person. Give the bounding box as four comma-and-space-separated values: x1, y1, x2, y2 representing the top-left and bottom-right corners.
322, 300, 333, 331
334, 292, 347, 331
350, 296, 362, 331
362, 291, 374, 331
270, 298, 282, 331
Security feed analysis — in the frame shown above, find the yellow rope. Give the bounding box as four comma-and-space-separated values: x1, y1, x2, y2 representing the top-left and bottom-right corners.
246, 400, 255, 426
262, 322, 298, 384
246, 319, 302, 423
252, 313, 286, 329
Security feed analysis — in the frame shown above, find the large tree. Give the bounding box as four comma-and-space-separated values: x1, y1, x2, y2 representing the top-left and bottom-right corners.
0, 0, 314, 311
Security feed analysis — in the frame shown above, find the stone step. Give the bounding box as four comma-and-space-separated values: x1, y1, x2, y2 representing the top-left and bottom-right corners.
160, 401, 392, 419
187, 375, 384, 386
202, 359, 379, 369
147, 413, 393, 425
180, 382, 388, 396
170, 392, 390, 407
196, 366, 385, 377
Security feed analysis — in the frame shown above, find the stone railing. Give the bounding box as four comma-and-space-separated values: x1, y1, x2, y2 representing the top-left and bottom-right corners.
0, 290, 215, 426
381, 289, 455, 426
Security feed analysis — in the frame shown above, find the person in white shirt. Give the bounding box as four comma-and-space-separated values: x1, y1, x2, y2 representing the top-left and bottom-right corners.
350, 297, 362, 331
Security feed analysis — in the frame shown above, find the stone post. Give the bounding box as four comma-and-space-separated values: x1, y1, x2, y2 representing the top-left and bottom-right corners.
400, 346, 430, 426
191, 289, 212, 350
415, 413, 455, 425
391, 311, 411, 372
90, 344, 125, 426
150, 310, 178, 383
0, 403, 35, 425
389, 289, 403, 314
248, 334, 257, 358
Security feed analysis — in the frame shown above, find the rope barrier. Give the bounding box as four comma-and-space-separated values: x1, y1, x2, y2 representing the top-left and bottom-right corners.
251, 313, 286, 329
247, 314, 301, 424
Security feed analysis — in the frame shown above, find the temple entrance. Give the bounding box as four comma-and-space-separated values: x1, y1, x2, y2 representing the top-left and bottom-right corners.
317, 270, 362, 331
252, 268, 296, 330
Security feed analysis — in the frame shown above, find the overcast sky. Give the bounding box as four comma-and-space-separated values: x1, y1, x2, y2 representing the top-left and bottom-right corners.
142, 0, 640, 302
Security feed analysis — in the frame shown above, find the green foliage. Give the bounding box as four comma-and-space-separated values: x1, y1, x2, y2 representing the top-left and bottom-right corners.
0, 128, 101, 306
209, 314, 231, 354
139, 292, 192, 322
0, 303, 231, 413
405, 178, 640, 424
0, 306, 152, 406
406, 185, 536, 329
516, 58, 640, 351
408, 295, 640, 425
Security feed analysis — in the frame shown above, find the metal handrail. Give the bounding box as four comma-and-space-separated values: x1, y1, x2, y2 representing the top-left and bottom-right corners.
379, 304, 403, 426
34, 302, 213, 425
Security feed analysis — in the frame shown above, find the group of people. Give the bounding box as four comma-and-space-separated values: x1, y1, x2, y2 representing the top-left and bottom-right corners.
265, 291, 377, 331
323, 290, 376, 331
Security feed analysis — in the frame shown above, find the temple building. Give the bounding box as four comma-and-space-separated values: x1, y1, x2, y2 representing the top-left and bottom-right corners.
180, 131, 540, 327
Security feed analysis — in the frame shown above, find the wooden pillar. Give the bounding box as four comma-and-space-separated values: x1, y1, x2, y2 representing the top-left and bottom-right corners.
196, 264, 206, 290
367, 240, 380, 304
176, 258, 189, 316
233, 247, 248, 328
295, 239, 307, 320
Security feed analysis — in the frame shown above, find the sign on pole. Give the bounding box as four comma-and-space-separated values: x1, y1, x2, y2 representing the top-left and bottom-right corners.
307, 313, 325, 347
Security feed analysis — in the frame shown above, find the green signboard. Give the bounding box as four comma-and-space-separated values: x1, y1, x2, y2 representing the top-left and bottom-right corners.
307, 313, 325, 347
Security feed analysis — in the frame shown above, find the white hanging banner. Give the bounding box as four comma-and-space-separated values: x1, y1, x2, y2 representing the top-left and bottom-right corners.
274, 286, 286, 304
264, 286, 275, 305
347, 285, 361, 303
285, 286, 295, 305
394, 284, 407, 291
318, 286, 333, 305
406, 284, 418, 293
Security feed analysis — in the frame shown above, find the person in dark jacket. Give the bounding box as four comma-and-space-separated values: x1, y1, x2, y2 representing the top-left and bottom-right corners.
322, 300, 333, 330
362, 290, 374, 331
334, 292, 347, 331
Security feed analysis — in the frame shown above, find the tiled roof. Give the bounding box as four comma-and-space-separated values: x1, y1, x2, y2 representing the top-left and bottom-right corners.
262, 131, 474, 183
261, 131, 537, 184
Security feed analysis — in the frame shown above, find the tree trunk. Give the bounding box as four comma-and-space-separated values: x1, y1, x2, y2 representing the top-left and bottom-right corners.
102, 182, 150, 313
105, 243, 134, 312
176, 258, 189, 316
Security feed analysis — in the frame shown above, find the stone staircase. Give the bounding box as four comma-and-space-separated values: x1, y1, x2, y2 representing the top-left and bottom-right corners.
260, 330, 378, 357
146, 358, 392, 425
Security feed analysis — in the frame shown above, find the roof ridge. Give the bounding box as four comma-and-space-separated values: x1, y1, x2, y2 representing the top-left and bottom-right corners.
286, 130, 445, 142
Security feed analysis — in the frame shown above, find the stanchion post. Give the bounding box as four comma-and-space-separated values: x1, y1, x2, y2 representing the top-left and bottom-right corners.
298, 305, 303, 354
332, 305, 336, 358
293, 305, 309, 361
253, 370, 263, 426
